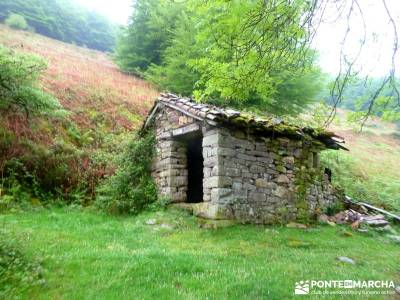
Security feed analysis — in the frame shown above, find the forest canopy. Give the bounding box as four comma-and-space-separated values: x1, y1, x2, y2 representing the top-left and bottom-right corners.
0, 0, 117, 52
116, 0, 400, 122
115, 0, 323, 116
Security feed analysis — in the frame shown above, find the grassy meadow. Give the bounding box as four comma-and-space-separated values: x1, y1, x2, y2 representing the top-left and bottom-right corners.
1, 25, 400, 300
1, 207, 400, 299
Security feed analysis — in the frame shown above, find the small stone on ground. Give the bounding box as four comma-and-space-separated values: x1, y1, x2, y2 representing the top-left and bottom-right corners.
337, 256, 356, 265
286, 222, 307, 229
145, 219, 157, 225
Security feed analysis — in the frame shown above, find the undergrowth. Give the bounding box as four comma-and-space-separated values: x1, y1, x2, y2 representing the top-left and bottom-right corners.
321, 150, 400, 213
96, 132, 158, 214
0, 228, 45, 298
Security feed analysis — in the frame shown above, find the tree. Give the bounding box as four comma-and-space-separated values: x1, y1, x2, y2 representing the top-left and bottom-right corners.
5, 13, 28, 30
0, 46, 62, 117
114, 0, 183, 75
0, 0, 117, 52
145, 13, 201, 96
117, 0, 400, 122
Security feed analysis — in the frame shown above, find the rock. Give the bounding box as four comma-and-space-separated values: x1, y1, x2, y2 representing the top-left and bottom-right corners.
347, 209, 362, 222
363, 214, 385, 220
160, 223, 174, 230
395, 285, 400, 295
357, 228, 369, 233
327, 221, 336, 227
350, 220, 361, 230
145, 219, 157, 225
318, 214, 329, 224
255, 178, 269, 188
286, 222, 307, 229
364, 219, 389, 227
334, 211, 347, 224
387, 235, 400, 244
283, 156, 295, 164
341, 231, 353, 237
359, 205, 369, 214
198, 219, 236, 229
337, 256, 356, 265
374, 225, 394, 233
276, 175, 289, 183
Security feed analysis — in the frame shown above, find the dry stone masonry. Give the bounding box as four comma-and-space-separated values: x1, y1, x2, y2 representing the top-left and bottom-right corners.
143, 93, 347, 224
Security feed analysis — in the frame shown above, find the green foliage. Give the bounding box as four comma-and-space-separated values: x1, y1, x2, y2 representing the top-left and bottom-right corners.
0, 0, 116, 51
146, 13, 200, 95
0, 228, 45, 298
0, 140, 85, 205
118, 0, 322, 115
324, 201, 345, 216
0, 46, 63, 117
114, 0, 183, 75
187, 1, 315, 104
322, 76, 400, 121
321, 150, 400, 213
4, 13, 27, 30
96, 132, 158, 214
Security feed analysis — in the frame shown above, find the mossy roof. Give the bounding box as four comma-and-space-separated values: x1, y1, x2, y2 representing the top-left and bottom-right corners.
143, 93, 347, 150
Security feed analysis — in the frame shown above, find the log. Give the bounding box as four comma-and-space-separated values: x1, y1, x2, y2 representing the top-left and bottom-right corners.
345, 196, 400, 223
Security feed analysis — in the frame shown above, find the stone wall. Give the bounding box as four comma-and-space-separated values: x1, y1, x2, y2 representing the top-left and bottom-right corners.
201, 127, 340, 224
150, 105, 342, 224
151, 106, 193, 202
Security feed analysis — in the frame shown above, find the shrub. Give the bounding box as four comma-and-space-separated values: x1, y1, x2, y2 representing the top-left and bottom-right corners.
0, 46, 63, 118
96, 132, 158, 214
4, 13, 28, 30
0, 229, 45, 298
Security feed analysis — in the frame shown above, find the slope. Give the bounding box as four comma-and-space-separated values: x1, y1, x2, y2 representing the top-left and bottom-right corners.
0, 25, 158, 201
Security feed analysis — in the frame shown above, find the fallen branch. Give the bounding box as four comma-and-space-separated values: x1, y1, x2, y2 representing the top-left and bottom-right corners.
345, 196, 400, 223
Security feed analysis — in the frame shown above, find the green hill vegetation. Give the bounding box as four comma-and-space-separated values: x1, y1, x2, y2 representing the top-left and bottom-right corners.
0, 25, 157, 209
0, 0, 117, 52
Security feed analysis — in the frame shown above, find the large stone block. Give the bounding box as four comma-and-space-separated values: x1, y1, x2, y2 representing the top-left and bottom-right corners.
192, 203, 233, 220
168, 176, 187, 187
249, 191, 267, 202
250, 164, 265, 174
237, 153, 257, 162
203, 176, 233, 188
204, 156, 219, 167
202, 133, 227, 147
211, 188, 233, 202
277, 175, 290, 183
255, 178, 269, 188
273, 186, 287, 198
218, 147, 236, 157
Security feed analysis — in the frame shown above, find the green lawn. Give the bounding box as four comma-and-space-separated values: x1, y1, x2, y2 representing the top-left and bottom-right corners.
1, 207, 399, 299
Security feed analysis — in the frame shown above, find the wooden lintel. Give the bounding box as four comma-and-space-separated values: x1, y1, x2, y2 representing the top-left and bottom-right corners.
172, 123, 201, 137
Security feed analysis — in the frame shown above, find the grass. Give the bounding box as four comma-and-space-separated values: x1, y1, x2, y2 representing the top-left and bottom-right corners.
1, 207, 399, 299
325, 110, 400, 213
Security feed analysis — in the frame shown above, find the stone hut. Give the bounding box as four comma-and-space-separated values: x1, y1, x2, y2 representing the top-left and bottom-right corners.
142, 93, 347, 224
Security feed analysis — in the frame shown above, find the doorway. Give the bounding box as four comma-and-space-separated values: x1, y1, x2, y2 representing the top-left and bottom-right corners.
185, 134, 203, 203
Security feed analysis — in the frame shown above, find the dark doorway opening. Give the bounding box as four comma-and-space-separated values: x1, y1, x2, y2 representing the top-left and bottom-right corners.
186, 134, 203, 203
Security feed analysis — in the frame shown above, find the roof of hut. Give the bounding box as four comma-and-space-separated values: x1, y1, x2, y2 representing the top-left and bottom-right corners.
143, 93, 348, 150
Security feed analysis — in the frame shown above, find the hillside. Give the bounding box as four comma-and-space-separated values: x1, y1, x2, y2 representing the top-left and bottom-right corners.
0, 25, 399, 211
0, 0, 117, 51
0, 25, 157, 124
0, 25, 158, 200
324, 110, 400, 213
